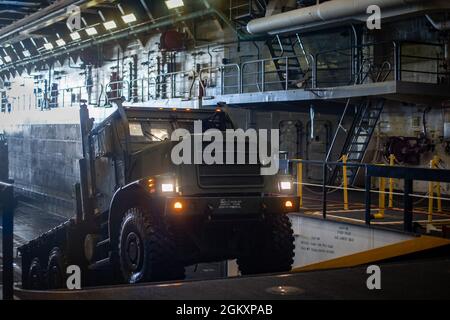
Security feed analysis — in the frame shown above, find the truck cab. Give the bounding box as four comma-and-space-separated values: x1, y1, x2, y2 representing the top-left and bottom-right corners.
19, 103, 299, 289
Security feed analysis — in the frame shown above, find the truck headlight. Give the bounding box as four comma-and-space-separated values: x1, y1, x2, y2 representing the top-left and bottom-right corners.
279, 181, 292, 191
161, 183, 174, 192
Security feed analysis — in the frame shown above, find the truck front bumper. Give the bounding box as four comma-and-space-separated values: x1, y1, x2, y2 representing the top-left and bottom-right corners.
164, 195, 299, 217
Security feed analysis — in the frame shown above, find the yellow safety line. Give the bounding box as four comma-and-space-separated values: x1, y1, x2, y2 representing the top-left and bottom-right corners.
292, 235, 450, 273
298, 211, 450, 226
371, 218, 450, 225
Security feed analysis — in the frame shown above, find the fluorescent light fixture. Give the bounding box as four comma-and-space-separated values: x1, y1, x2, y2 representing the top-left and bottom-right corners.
103, 20, 117, 30
4, 55, 11, 63
85, 27, 98, 36
43, 43, 54, 50
165, 0, 184, 9
56, 39, 66, 47
121, 13, 137, 23
70, 31, 81, 40
22, 50, 31, 57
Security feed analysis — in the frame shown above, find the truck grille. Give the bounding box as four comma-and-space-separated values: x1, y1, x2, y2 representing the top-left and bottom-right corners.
197, 164, 263, 188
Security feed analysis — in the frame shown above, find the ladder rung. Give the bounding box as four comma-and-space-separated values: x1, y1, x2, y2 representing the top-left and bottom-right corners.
233, 14, 254, 21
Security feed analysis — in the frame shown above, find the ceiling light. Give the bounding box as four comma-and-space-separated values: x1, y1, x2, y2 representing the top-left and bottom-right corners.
43, 43, 54, 50
85, 27, 98, 36
70, 31, 81, 40
4, 55, 11, 63
121, 13, 137, 24
165, 0, 184, 9
103, 20, 117, 30
22, 50, 31, 57
56, 39, 66, 47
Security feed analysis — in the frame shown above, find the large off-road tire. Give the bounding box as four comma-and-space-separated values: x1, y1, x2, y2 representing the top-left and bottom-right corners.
237, 214, 295, 275
27, 257, 44, 290
47, 247, 66, 289
118, 207, 185, 284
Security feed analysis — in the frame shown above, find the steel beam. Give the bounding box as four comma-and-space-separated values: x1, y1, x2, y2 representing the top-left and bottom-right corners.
0, 1, 40, 6
0, 0, 109, 44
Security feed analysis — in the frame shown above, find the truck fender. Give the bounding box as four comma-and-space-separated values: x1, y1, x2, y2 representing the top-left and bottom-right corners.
108, 181, 149, 251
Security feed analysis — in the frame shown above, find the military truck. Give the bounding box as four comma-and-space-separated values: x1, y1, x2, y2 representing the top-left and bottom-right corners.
18, 102, 299, 290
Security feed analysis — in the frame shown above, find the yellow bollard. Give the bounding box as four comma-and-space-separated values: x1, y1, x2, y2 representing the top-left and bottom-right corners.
297, 161, 303, 208
342, 154, 349, 210
433, 156, 442, 213
374, 164, 386, 219
428, 157, 435, 222
388, 154, 395, 208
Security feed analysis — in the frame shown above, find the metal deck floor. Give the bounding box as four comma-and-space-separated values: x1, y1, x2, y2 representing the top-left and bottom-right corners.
299, 188, 450, 233
13, 257, 450, 300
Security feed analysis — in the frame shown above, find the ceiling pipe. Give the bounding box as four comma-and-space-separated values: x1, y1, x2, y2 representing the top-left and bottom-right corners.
247, 0, 441, 34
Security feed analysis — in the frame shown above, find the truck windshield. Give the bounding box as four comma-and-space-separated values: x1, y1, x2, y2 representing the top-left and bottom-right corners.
128, 112, 234, 143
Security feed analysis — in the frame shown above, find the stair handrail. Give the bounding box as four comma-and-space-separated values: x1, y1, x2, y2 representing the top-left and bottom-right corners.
241, 52, 316, 92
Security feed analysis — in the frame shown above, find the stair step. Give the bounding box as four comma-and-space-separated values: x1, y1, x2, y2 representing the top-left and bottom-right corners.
96, 239, 110, 248
277, 61, 300, 65
275, 50, 296, 54
277, 64, 301, 68
276, 59, 298, 63
233, 13, 254, 20
88, 257, 111, 271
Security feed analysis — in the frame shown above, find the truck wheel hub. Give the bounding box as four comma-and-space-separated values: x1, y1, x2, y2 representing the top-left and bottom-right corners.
126, 232, 141, 269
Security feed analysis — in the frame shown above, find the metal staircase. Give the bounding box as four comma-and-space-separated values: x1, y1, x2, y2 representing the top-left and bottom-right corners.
229, 0, 267, 28
266, 34, 307, 89
328, 98, 385, 186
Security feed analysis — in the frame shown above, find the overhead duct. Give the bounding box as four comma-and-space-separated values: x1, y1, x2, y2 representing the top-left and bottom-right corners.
247, 0, 449, 34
